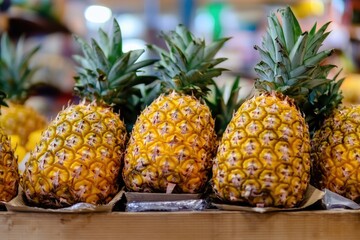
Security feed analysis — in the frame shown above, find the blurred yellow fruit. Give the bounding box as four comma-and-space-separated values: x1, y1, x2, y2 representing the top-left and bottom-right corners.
8, 134, 27, 164
15, 146, 27, 164
25, 129, 43, 151
341, 74, 360, 105
8, 134, 21, 148
292, 0, 325, 18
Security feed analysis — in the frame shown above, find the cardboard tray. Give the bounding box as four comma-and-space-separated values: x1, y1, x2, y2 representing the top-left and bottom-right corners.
212, 185, 325, 213
4, 188, 124, 213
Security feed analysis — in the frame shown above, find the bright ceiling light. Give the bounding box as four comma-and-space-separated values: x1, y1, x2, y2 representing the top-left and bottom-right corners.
116, 14, 144, 38
84, 5, 112, 24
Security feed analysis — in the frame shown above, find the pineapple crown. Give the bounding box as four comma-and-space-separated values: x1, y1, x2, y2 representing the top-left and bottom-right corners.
205, 77, 248, 137
254, 6, 336, 108
148, 24, 229, 99
304, 69, 343, 134
0, 33, 40, 104
73, 19, 157, 107
255, 6, 344, 134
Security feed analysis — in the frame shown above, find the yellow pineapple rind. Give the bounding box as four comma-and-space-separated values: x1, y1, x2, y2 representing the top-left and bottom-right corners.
21, 102, 127, 208
123, 91, 217, 193
312, 105, 360, 202
213, 92, 311, 208
0, 128, 19, 202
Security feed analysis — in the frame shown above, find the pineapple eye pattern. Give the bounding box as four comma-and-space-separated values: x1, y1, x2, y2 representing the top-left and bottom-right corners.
312, 106, 360, 202
21, 103, 126, 207
65, 134, 83, 149
123, 93, 217, 193
213, 94, 310, 207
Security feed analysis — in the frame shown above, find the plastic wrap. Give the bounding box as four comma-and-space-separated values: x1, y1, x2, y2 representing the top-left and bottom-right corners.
322, 189, 360, 210
126, 199, 209, 212
124, 191, 209, 212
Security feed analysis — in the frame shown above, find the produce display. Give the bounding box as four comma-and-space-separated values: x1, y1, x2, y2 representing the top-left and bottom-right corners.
0, 5, 359, 214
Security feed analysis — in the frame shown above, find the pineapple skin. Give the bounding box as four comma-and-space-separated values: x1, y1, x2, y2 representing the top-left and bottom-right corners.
0, 103, 47, 146
0, 128, 19, 202
312, 105, 360, 202
123, 91, 217, 193
21, 101, 127, 208
212, 92, 311, 208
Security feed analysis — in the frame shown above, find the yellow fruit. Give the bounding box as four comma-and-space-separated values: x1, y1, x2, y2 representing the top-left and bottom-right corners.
312, 105, 360, 202
21, 19, 155, 208
123, 92, 217, 193
0, 128, 19, 202
8, 134, 27, 167
212, 92, 311, 207
22, 102, 127, 207
25, 129, 44, 151
9, 134, 21, 148
122, 25, 228, 194
15, 146, 27, 167
292, 0, 325, 18
340, 74, 360, 105
211, 7, 334, 208
0, 103, 47, 146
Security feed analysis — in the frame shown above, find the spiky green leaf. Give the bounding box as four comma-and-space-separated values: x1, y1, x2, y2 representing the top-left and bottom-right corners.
0, 33, 40, 103
280, 6, 302, 51
149, 24, 229, 98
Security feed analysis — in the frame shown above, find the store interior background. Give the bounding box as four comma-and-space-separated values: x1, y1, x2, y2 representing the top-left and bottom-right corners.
0, 0, 358, 119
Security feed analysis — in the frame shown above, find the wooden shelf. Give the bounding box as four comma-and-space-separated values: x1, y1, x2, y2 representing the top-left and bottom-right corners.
0, 210, 359, 240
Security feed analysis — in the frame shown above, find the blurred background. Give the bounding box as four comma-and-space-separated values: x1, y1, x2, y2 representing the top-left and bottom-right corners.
0, 0, 359, 118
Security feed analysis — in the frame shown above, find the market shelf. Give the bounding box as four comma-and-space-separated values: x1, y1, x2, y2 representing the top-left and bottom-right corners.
0, 210, 359, 240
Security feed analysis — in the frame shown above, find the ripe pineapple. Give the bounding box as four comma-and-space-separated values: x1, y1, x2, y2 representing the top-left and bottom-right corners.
212, 7, 334, 208
309, 74, 360, 202
123, 25, 229, 193
0, 33, 47, 146
0, 90, 19, 202
21, 19, 155, 208
311, 105, 360, 202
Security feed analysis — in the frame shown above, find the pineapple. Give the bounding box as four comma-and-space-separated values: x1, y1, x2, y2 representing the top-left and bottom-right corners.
0, 90, 19, 202
340, 73, 360, 105
309, 75, 360, 202
123, 25, 229, 193
310, 105, 360, 202
0, 33, 47, 146
21, 19, 156, 208
212, 7, 334, 208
